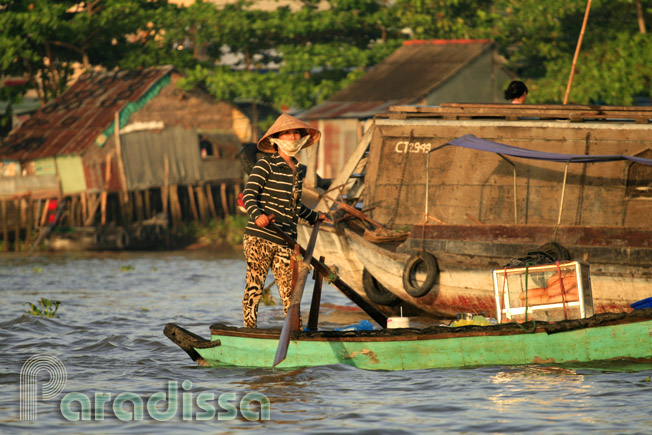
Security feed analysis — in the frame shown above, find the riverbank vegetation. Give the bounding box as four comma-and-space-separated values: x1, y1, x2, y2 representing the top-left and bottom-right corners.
1, 0, 651, 130
178, 215, 249, 250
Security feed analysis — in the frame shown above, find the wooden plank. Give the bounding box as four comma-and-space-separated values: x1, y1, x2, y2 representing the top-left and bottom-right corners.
315, 124, 374, 212
307, 256, 325, 331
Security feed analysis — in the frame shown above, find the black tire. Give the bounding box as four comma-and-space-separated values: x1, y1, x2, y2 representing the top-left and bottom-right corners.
402, 251, 439, 297
363, 269, 401, 306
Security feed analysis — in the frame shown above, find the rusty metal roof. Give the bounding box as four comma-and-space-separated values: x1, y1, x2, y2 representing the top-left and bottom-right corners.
301, 39, 494, 120
0, 65, 174, 161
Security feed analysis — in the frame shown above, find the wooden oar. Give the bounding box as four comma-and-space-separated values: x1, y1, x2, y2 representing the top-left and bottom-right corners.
268, 222, 388, 329
272, 221, 321, 367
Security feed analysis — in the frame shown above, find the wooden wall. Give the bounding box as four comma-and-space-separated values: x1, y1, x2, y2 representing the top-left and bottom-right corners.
366, 117, 652, 229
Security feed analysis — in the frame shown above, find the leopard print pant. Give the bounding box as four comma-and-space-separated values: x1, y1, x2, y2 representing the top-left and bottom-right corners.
242, 234, 295, 328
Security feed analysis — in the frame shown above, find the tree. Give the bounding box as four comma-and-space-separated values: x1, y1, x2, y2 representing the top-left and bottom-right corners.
486, 0, 652, 104
0, 0, 172, 103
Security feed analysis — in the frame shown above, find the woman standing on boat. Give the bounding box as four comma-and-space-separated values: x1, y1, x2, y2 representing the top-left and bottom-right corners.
241, 114, 328, 328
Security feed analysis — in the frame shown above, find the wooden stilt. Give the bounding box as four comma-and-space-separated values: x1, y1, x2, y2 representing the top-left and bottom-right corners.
102, 153, 112, 225
195, 185, 208, 222
144, 189, 151, 219
134, 190, 144, 224
24, 197, 32, 251
169, 184, 180, 232
220, 182, 229, 220
205, 184, 217, 219
187, 185, 199, 221
162, 155, 169, 216
34, 199, 42, 229
81, 192, 88, 225
14, 199, 20, 252
85, 193, 100, 226
1, 200, 7, 252
71, 195, 79, 227
101, 192, 108, 225
40, 199, 50, 227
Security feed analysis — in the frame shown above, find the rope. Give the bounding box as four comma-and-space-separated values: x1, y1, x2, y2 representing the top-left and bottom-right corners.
556, 261, 569, 320
513, 320, 537, 333
325, 265, 339, 284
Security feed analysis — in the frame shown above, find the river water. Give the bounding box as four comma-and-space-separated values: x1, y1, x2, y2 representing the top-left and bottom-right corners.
1, 250, 651, 434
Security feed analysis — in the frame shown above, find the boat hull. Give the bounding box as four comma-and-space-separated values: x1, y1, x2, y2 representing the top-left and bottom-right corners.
303, 223, 652, 319
165, 310, 652, 371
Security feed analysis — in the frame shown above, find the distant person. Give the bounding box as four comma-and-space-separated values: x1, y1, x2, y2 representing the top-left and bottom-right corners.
504, 80, 528, 104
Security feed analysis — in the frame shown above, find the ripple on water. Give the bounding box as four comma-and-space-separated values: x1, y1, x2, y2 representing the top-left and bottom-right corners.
2, 252, 652, 434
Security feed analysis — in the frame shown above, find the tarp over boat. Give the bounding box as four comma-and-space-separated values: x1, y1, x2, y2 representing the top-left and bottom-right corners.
448, 134, 652, 165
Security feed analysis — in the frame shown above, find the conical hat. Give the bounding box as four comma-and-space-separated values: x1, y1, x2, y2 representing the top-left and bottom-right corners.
257, 113, 321, 153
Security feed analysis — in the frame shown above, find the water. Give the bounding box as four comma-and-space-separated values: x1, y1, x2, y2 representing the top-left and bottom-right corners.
1, 251, 652, 434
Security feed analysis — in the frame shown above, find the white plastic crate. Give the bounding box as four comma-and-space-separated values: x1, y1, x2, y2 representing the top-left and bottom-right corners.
493, 261, 594, 323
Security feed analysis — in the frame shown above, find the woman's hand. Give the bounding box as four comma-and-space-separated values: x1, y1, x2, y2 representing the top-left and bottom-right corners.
317, 212, 331, 222
255, 214, 275, 228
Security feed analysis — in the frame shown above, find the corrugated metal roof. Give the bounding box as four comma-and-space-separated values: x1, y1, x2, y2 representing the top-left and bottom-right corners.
301, 39, 493, 120
0, 65, 174, 161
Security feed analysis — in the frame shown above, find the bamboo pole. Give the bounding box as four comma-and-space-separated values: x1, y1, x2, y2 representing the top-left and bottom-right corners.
563, 0, 592, 105
636, 0, 647, 34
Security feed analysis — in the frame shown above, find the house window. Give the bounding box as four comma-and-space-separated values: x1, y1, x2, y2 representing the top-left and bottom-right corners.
199, 139, 214, 158
626, 149, 652, 198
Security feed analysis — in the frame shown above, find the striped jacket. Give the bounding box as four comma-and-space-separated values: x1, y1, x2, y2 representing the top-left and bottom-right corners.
242, 154, 318, 246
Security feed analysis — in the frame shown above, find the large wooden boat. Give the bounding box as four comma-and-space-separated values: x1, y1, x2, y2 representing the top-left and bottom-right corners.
165, 309, 652, 370
299, 104, 652, 318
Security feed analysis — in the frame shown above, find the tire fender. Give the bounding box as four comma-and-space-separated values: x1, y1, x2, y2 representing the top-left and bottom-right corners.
362, 269, 401, 306
402, 251, 439, 297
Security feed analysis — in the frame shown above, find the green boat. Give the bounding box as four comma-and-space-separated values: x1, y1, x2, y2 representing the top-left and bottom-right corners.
165, 309, 652, 371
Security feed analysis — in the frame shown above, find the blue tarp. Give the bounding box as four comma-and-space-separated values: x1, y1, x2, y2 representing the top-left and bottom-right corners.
447, 134, 652, 166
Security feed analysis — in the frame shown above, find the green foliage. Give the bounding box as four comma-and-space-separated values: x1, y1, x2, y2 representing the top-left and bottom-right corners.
120, 265, 135, 272
2, 0, 651, 111
180, 215, 249, 248
25, 297, 60, 318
